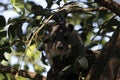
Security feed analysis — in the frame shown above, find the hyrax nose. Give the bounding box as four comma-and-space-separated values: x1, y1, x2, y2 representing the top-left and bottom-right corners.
57, 41, 64, 50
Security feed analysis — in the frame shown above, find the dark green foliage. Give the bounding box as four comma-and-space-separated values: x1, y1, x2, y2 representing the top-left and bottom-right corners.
78, 14, 96, 42
0, 50, 8, 61
102, 17, 120, 33
0, 15, 6, 29
0, 31, 7, 39
24, 64, 29, 70
31, 5, 45, 17
8, 20, 24, 40
8, 25, 16, 39
46, 0, 54, 8
13, 64, 20, 69
12, 41, 25, 52
0, 41, 11, 61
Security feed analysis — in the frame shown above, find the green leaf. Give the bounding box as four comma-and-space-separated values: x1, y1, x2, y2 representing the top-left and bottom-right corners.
34, 64, 44, 73
8, 25, 16, 40
63, 0, 67, 3
109, 18, 120, 26
13, 41, 25, 52
25, 1, 35, 11
0, 31, 7, 39
7, 17, 21, 24
13, 64, 20, 69
86, 15, 96, 25
0, 73, 5, 80
99, 11, 108, 19
4, 48, 12, 53
0, 50, 8, 61
46, 0, 54, 8
24, 64, 29, 70
102, 18, 120, 33
0, 41, 9, 48
26, 32, 33, 41
31, 5, 44, 17
8, 21, 23, 40
0, 41, 11, 53
10, 0, 24, 13
0, 15, 6, 29
16, 26, 23, 39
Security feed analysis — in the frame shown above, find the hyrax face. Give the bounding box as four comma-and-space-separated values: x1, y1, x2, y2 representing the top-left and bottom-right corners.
44, 24, 73, 58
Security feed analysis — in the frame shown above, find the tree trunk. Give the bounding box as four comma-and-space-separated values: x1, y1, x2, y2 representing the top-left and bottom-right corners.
86, 26, 120, 80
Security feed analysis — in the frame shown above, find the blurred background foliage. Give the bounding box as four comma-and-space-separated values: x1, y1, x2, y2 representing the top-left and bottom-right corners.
0, 0, 120, 79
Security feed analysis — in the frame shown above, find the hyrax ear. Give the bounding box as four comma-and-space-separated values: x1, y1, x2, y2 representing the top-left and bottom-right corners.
67, 24, 74, 32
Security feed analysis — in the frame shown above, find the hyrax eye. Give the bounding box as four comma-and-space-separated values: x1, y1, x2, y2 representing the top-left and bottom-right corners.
44, 39, 51, 43
63, 32, 69, 41
64, 35, 68, 41
52, 36, 56, 41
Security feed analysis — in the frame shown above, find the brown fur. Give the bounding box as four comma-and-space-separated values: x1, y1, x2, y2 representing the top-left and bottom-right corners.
44, 24, 85, 80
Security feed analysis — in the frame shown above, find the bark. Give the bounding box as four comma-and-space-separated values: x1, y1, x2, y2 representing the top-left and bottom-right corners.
0, 64, 46, 80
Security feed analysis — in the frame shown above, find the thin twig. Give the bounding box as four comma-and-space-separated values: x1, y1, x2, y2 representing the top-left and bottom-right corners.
28, 15, 53, 46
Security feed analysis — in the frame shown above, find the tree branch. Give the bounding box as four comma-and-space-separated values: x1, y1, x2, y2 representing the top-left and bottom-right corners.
68, 7, 107, 13
0, 64, 46, 80
95, 0, 120, 17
